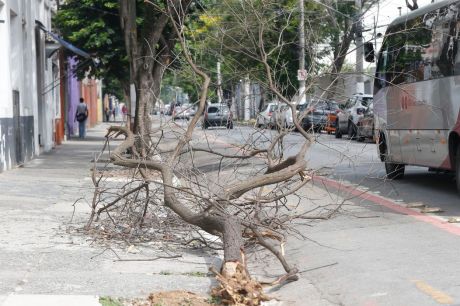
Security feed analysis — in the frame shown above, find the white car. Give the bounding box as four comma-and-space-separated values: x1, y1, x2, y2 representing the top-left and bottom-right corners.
335, 93, 373, 139
269, 105, 295, 129
256, 102, 279, 128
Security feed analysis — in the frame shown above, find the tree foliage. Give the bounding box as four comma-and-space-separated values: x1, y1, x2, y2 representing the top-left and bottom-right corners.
53, 0, 129, 98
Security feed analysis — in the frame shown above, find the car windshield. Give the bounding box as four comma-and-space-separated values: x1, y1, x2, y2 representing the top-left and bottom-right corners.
327, 102, 340, 111
279, 105, 289, 111
308, 100, 327, 109
208, 105, 229, 112
360, 97, 373, 107
296, 104, 308, 111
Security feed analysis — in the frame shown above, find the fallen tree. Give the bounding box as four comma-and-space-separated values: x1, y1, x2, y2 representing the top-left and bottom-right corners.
84, 0, 346, 304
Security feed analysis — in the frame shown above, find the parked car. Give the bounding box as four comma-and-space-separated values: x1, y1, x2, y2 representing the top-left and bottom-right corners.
325, 112, 338, 134
173, 103, 197, 120
165, 103, 176, 116
269, 105, 291, 129
202, 104, 233, 129
335, 93, 373, 139
356, 102, 374, 142
298, 99, 340, 132
183, 104, 198, 119
256, 102, 279, 128
172, 104, 185, 120
160, 104, 170, 115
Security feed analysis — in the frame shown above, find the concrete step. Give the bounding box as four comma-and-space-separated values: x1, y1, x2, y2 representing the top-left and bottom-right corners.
1, 295, 101, 306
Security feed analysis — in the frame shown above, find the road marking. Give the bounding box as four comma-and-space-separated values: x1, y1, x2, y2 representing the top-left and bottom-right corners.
413, 280, 454, 304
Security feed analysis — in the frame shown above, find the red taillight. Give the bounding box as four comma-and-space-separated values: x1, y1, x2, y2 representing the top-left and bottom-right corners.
268, 111, 272, 116
204, 112, 208, 119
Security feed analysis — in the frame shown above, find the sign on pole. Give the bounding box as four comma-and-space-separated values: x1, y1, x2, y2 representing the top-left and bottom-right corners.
297, 69, 307, 81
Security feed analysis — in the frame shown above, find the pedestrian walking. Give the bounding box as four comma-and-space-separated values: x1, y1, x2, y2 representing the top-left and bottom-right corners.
104, 107, 111, 122
75, 98, 89, 139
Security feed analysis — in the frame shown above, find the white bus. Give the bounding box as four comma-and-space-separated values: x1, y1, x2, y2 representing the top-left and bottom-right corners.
371, 0, 460, 193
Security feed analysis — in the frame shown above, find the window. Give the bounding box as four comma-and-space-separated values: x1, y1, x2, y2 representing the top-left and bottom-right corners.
376, 3, 460, 90
296, 104, 308, 111
327, 102, 340, 111
359, 97, 373, 107
269, 105, 278, 112
207, 107, 218, 113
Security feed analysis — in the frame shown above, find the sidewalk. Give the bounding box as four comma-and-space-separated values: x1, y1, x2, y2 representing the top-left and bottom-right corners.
0, 123, 216, 305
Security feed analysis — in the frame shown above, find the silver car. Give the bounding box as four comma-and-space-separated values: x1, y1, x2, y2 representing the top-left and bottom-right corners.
335, 93, 373, 139
202, 104, 233, 129
256, 102, 279, 128
182, 104, 198, 119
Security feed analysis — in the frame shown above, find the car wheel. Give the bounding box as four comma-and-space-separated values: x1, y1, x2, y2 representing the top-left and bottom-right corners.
348, 122, 357, 139
385, 161, 405, 179
302, 121, 312, 132
456, 146, 460, 194
335, 120, 342, 139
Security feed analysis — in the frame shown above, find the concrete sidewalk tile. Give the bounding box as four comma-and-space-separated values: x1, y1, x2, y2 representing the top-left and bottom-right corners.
2, 295, 101, 306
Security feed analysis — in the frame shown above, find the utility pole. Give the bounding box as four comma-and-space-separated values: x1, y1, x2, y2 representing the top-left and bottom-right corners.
355, 0, 364, 94
243, 76, 250, 121
217, 61, 223, 104
298, 0, 306, 104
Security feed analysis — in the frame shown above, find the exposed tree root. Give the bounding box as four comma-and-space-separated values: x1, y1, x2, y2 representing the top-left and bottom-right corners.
210, 262, 270, 306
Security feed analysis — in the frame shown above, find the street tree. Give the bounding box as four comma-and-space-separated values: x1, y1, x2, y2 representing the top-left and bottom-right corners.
83, 0, 357, 303
53, 0, 129, 99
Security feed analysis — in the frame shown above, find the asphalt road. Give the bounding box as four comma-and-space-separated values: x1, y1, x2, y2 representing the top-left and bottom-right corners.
189, 122, 460, 220
170, 118, 460, 306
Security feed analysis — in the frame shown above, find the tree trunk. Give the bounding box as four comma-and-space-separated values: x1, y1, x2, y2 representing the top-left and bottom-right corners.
328, 23, 354, 99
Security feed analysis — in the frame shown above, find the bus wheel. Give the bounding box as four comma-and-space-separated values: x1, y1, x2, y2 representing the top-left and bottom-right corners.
456, 146, 460, 194
385, 162, 405, 180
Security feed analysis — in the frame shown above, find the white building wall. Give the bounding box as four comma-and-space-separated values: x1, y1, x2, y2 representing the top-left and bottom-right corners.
0, 0, 57, 172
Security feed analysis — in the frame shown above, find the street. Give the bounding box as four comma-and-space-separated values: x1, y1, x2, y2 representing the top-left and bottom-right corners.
184, 120, 460, 306
1, 120, 460, 305
3, 0, 460, 305
193, 123, 460, 218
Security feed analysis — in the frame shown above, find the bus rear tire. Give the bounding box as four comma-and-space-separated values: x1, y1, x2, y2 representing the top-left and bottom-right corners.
385, 162, 405, 180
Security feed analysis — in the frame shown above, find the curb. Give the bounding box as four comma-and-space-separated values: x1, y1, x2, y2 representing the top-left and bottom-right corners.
1, 295, 101, 306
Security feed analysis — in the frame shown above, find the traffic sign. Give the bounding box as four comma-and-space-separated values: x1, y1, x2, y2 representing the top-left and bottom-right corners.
297, 69, 307, 81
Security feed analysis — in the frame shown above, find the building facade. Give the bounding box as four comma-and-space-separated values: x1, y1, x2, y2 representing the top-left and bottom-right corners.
0, 0, 61, 172
0, 0, 103, 172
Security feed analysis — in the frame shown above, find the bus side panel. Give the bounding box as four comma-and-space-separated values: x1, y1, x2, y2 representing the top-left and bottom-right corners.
375, 78, 460, 168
